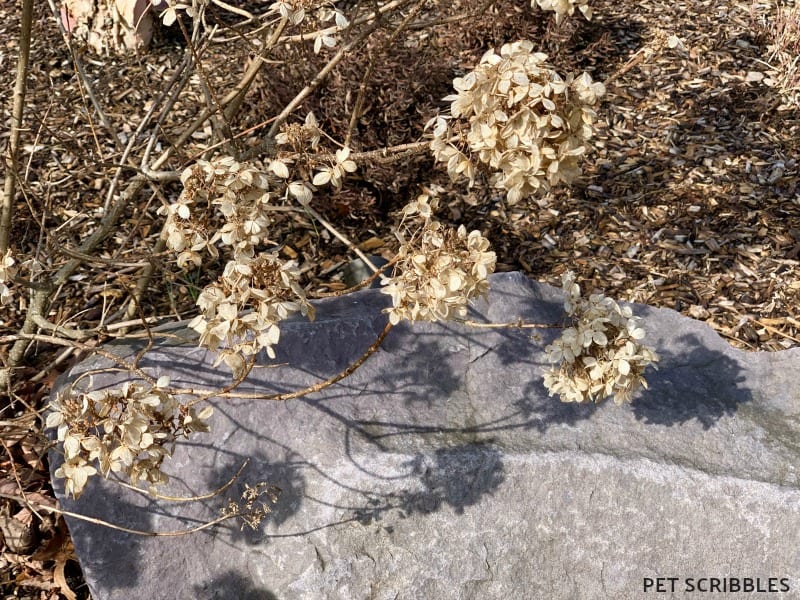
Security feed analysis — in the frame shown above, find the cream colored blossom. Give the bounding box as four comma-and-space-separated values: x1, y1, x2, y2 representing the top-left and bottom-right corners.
428, 40, 604, 203
0, 249, 16, 306
270, 1, 306, 25
313, 147, 357, 189
533, 0, 592, 24
543, 272, 658, 404
189, 253, 315, 377
46, 382, 213, 498
382, 195, 496, 325
160, 156, 275, 266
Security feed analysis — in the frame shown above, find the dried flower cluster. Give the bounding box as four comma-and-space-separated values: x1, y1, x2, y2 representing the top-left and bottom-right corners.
221, 482, 282, 530
46, 379, 213, 498
159, 156, 284, 268
533, 0, 592, 24
188, 253, 314, 377
160, 142, 357, 375
273, 113, 358, 197
0, 249, 16, 306
269, 1, 350, 52
543, 272, 658, 404
429, 40, 605, 203
275, 111, 323, 153
382, 194, 496, 324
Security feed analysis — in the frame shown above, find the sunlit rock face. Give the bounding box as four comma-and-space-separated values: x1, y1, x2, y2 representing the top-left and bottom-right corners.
50, 272, 800, 599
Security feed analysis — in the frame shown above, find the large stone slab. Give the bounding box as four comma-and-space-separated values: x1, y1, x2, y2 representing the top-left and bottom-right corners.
49, 272, 800, 599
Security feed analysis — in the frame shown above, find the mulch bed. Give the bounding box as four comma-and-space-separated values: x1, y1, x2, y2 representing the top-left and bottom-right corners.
1, 0, 798, 597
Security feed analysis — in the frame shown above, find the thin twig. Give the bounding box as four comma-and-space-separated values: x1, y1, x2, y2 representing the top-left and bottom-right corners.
277, 0, 408, 44
298, 202, 382, 273
124, 238, 167, 322
115, 459, 249, 503
0, 491, 235, 537
752, 319, 800, 345
266, 15, 388, 139
0, 333, 157, 387
0, 0, 33, 253
406, 0, 498, 30
182, 321, 393, 402
176, 14, 237, 156
309, 256, 399, 298
455, 319, 565, 329
170, 17, 289, 156
257, 321, 393, 401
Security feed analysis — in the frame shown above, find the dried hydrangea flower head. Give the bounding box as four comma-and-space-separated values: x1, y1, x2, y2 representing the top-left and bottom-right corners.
543, 272, 658, 404
382, 193, 496, 325
275, 112, 322, 153
159, 156, 282, 267
189, 253, 315, 378
221, 482, 282, 531
46, 378, 213, 498
429, 40, 605, 203
533, 0, 592, 25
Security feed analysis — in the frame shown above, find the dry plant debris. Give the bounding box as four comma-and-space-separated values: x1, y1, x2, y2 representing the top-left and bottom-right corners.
1, 0, 799, 597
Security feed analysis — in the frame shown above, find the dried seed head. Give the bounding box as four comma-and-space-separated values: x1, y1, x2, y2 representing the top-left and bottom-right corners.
382, 195, 496, 324
47, 383, 213, 498
189, 253, 315, 377
428, 41, 604, 203
543, 272, 658, 404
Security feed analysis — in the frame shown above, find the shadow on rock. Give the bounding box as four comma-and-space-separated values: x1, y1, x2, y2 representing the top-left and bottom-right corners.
193, 570, 278, 600
632, 333, 752, 429
350, 443, 505, 524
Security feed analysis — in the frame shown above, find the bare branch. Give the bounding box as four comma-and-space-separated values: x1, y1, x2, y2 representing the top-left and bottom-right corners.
1, 0, 33, 253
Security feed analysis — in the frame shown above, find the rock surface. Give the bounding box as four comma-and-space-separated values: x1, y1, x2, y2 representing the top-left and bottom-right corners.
49, 272, 800, 599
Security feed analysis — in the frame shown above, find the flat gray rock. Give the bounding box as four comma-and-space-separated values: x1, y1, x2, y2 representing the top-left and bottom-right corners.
49, 272, 800, 599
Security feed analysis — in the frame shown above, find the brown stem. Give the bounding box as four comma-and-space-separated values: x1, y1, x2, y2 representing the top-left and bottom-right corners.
0, 333, 157, 388
309, 256, 398, 298
181, 322, 393, 402
258, 321, 393, 402
171, 17, 289, 153
0, 491, 236, 537
266, 15, 388, 140
0, 0, 33, 253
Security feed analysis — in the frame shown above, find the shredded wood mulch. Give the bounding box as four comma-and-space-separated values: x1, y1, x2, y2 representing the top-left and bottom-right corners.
0, 0, 798, 597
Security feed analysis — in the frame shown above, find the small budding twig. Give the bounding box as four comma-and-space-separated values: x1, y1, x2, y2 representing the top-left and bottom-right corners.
115, 459, 250, 503
179, 322, 393, 402
0, 490, 236, 538
310, 255, 399, 298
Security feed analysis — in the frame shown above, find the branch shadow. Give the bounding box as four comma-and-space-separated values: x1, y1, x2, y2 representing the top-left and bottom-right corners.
193, 571, 278, 600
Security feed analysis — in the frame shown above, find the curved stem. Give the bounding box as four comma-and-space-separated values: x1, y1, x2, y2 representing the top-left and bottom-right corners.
184, 321, 393, 403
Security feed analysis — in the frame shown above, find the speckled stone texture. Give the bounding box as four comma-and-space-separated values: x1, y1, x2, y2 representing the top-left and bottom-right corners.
49, 272, 800, 599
